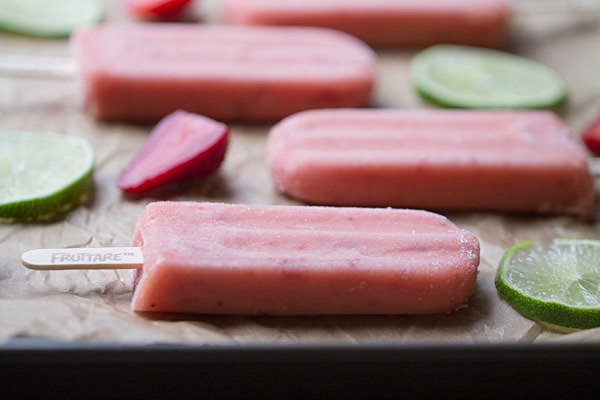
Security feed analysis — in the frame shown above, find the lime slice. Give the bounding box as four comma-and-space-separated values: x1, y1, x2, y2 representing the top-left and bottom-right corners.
0, 0, 103, 38
410, 45, 567, 110
495, 239, 600, 330
0, 131, 94, 222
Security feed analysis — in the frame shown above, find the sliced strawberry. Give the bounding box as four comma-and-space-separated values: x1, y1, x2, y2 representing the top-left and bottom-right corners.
126, 0, 193, 19
118, 110, 228, 194
582, 113, 600, 156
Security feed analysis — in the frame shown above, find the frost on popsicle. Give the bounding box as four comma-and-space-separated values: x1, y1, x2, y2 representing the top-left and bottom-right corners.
117, 110, 229, 194
0, 131, 95, 222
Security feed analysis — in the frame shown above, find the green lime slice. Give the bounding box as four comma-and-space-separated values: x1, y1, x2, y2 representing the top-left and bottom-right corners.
495, 239, 600, 330
0, 0, 103, 38
0, 131, 94, 222
410, 45, 567, 110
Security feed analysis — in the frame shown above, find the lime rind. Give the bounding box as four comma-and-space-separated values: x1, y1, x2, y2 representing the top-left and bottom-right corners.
0, 131, 95, 222
410, 45, 568, 110
495, 239, 600, 330
0, 0, 103, 38
0, 168, 93, 222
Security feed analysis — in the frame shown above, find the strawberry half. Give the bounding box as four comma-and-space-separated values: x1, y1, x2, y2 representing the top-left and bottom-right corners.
582, 113, 600, 156
118, 110, 228, 194
126, 0, 193, 19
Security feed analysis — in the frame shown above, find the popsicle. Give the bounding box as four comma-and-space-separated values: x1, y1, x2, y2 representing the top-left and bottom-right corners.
221, 0, 510, 48
267, 109, 594, 217
72, 24, 376, 122
22, 201, 481, 315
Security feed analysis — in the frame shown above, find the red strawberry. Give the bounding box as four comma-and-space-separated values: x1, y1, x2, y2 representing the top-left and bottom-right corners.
582, 113, 600, 156
126, 0, 193, 19
118, 110, 228, 193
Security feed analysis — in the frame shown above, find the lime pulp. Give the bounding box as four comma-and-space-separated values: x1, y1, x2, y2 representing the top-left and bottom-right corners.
410, 45, 567, 110
0, 0, 103, 37
0, 131, 95, 222
495, 239, 600, 330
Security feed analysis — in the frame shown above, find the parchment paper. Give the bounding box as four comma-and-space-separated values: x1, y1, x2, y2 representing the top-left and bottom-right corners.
2, 0, 600, 345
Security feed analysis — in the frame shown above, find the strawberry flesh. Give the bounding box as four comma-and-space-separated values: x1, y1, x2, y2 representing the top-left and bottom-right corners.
582, 113, 600, 156
126, 0, 193, 19
118, 110, 228, 193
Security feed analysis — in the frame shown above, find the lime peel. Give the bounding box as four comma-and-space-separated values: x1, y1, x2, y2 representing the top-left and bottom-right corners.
0, 131, 95, 223
410, 45, 567, 110
495, 239, 600, 331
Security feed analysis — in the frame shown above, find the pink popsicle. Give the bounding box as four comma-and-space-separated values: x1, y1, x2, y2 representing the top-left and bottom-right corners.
131, 202, 480, 315
222, 0, 509, 48
267, 109, 594, 217
72, 24, 376, 122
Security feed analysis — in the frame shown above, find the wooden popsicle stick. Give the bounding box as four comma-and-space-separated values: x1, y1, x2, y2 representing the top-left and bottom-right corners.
514, 0, 600, 14
589, 159, 600, 177
0, 55, 76, 79
21, 247, 143, 271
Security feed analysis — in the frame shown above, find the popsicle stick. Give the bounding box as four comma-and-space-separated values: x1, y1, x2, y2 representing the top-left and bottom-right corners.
21, 247, 143, 270
514, 0, 600, 15
589, 159, 600, 177
0, 55, 76, 79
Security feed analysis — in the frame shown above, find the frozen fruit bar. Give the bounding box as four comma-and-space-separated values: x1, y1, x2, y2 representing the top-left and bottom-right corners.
131, 202, 480, 315
222, 0, 509, 48
72, 24, 376, 122
267, 109, 594, 217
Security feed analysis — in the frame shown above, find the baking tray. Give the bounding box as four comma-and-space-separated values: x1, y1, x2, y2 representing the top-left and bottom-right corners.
3, 2, 600, 397
3, 339, 600, 398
